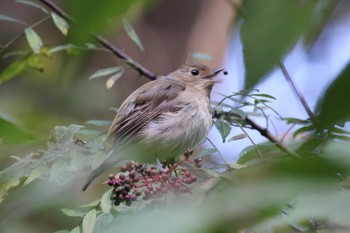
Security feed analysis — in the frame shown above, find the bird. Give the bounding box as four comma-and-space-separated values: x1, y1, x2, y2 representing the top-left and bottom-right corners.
82, 62, 225, 191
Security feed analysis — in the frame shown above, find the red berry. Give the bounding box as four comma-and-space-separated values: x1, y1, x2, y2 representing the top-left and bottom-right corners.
119, 174, 126, 180
120, 165, 127, 172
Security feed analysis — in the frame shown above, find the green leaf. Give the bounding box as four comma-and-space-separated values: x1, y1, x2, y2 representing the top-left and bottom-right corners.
0, 14, 26, 25
293, 125, 315, 138
61, 208, 86, 217
51, 12, 69, 36
284, 117, 310, 125
88, 66, 124, 80
0, 57, 27, 84
214, 120, 231, 143
191, 52, 212, 61
123, 17, 144, 52
238, 142, 281, 165
251, 93, 276, 100
241, 0, 317, 89
100, 189, 113, 214
27, 54, 43, 70
0, 113, 35, 143
82, 209, 96, 233
24, 27, 43, 54
316, 62, 350, 129
228, 133, 247, 142
65, 0, 142, 44
15, 0, 49, 13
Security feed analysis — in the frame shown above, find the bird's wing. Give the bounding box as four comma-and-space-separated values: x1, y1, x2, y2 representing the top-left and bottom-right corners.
105, 79, 186, 147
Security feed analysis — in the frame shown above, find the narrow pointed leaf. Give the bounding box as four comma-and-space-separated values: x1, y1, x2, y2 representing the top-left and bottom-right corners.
16, 0, 49, 13
24, 27, 43, 54
88, 66, 123, 80
123, 17, 144, 52
51, 12, 69, 36
106, 69, 125, 89
0, 14, 26, 25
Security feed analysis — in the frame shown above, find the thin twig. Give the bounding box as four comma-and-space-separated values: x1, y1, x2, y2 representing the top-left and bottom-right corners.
0, 15, 51, 55
206, 137, 230, 167
213, 111, 299, 158
237, 125, 264, 161
279, 60, 315, 122
244, 116, 299, 158
38, 0, 157, 80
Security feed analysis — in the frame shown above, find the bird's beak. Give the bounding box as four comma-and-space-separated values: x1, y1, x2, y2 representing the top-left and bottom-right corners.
214, 68, 224, 75
204, 68, 225, 79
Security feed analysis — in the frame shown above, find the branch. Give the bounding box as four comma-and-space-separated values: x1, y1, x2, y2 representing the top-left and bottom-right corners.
38, 0, 157, 80
279, 60, 315, 122
213, 111, 300, 158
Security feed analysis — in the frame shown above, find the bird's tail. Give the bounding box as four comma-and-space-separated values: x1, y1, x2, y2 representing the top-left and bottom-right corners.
81, 169, 101, 191
81, 149, 121, 191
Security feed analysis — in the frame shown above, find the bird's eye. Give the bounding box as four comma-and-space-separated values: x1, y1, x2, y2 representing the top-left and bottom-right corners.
190, 69, 199, 76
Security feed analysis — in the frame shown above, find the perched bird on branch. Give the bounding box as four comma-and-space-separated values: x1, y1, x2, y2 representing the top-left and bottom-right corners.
82, 62, 226, 191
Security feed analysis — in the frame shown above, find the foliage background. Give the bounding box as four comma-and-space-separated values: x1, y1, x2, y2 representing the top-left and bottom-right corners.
1, 0, 350, 232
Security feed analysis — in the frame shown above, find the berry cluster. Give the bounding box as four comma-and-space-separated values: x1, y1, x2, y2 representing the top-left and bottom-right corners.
106, 157, 202, 207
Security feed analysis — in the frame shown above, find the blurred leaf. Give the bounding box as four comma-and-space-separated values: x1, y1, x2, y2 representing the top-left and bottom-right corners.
238, 142, 281, 165
24, 166, 47, 185
0, 114, 35, 143
85, 120, 112, 127
27, 54, 43, 70
241, 0, 317, 88
228, 133, 247, 142
284, 117, 310, 125
24, 27, 43, 54
214, 120, 231, 143
64, 0, 146, 44
15, 0, 49, 13
293, 125, 315, 137
0, 57, 27, 84
0, 14, 26, 25
230, 108, 247, 120
70, 226, 81, 233
332, 127, 350, 135
316, 62, 350, 129
106, 69, 125, 89
3, 50, 27, 59
123, 17, 144, 52
61, 208, 86, 217
196, 148, 218, 158
49, 159, 70, 181
82, 209, 96, 233
52, 12, 69, 36
191, 52, 212, 61
101, 189, 113, 214
88, 66, 124, 80
80, 199, 100, 208
48, 44, 82, 54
